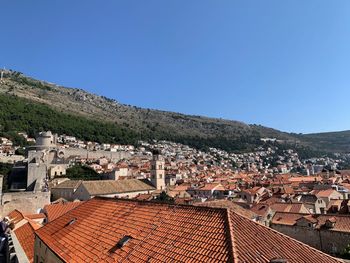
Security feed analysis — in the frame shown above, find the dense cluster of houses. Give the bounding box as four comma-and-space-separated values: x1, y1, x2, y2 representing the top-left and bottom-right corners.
1, 132, 350, 262
0, 137, 24, 164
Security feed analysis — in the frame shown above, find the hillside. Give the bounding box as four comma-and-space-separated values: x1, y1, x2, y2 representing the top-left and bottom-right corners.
301, 131, 350, 153
0, 70, 348, 154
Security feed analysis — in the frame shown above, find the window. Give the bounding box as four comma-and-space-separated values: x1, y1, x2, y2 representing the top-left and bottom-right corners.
65, 218, 77, 227
116, 235, 132, 249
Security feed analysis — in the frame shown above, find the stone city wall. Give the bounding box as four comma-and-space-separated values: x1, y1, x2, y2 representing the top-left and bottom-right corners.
0, 191, 50, 217
271, 224, 350, 255
65, 148, 130, 162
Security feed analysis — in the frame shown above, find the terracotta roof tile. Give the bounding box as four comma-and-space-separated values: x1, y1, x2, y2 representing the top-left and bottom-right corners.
199, 183, 224, 191
272, 212, 350, 233
25, 213, 46, 220
250, 203, 271, 217
194, 200, 257, 219
8, 209, 24, 224
316, 215, 350, 232
81, 179, 155, 196
35, 197, 341, 263
313, 189, 338, 198
272, 212, 308, 226
270, 203, 308, 213
44, 201, 83, 222
14, 220, 41, 262
289, 176, 322, 183
230, 211, 341, 263
36, 198, 231, 262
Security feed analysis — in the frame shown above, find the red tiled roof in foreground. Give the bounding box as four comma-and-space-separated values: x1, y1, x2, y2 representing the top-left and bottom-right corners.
14, 221, 41, 263
35, 197, 341, 263
44, 201, 83, 222
25, 213, 46, 220
229, 211, 339, 263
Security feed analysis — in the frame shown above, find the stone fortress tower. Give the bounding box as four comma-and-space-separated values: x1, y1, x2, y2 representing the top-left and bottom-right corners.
27, 131, 67, 191
150, 150, 166, 191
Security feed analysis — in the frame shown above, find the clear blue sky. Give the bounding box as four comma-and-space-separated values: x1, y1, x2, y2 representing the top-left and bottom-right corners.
1, 1, 350, 134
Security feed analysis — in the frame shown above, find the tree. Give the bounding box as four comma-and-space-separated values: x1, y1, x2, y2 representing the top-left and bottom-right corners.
341, 243, 350, 259
155, 191, 174, 203
65, 165, 100, 180
0, 163, 13, 192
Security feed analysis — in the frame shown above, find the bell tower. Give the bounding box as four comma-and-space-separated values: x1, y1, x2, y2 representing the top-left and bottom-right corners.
150, 150, 166, 191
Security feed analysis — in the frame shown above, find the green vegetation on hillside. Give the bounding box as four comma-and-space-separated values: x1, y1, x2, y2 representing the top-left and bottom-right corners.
301, 131, 350, 153
0, 163, 13, 192
1, 70, 348, 154
0, 93, 266, 152
0, 94, 139, 146
0, 93, 330, 157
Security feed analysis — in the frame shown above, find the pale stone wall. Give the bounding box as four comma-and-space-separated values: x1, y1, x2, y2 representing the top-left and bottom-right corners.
314, 199, 327, 214
271, 224, 350, 255
319, 229, 350, 254
150, 157, 165, 191
271, 224, 321, 250
0, 155, 25, 164
34, 236, 64, 263
49, 165, 66, 178
0, 191, 50, 217
27, 163, 46, 190
51, 187, 76, 201
72, 184, 90, 201
11, 229, 30, 263
117, 167, 128, 177
65, 148, 130, 162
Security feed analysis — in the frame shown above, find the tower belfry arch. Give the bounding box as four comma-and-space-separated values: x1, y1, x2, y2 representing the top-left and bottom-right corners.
150, 150, 166, 191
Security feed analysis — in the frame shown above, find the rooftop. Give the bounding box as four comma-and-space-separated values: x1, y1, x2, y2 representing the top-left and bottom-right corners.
14, 221, 41, 263
194, 200, 257, 220
35, 197, 341, 263
81, 179, 155, 195
44, 201, 83, 222
8, 209, 24, 224
270, 203, 308, 213
52, 180, 82, 189
272, 212, 350, 233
